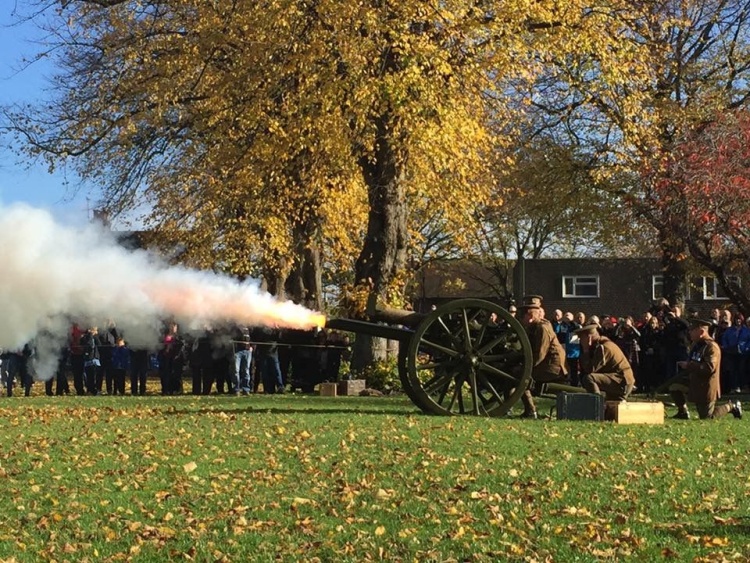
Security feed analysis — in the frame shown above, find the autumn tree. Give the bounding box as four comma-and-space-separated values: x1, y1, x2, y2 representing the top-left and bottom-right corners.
448, 138, 656, 303
645, 111, 750, 315
4, 0, 371, 312
3, 1, 664, 369
519, 0, 750, 306
486, 139, 652, 258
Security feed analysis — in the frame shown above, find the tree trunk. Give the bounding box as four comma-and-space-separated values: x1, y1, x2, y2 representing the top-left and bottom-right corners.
659, 231, 686, 307
262, 262, 287, 300
284, 230, 323, 311
351, 113, 408, 372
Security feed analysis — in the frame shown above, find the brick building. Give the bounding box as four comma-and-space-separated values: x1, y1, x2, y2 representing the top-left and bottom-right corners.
414, 257, 742, 319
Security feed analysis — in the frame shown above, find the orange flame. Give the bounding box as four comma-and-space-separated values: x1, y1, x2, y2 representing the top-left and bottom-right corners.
142, 281, 326, 330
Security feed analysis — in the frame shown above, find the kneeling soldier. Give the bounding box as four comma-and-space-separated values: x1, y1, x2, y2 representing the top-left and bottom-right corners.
576, 323, 635, 402
670, 318, 742, 420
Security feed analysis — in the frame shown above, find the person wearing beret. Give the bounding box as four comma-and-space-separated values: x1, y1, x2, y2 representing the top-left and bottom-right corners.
575, 323, 635, 402
670, 318, 742, 420
517, 295, 568, 419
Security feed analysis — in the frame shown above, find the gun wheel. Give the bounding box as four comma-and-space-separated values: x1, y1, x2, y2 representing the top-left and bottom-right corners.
406, 299, 532, 416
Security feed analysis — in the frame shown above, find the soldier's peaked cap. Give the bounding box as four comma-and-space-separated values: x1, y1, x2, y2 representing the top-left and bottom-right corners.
574, 323, 600, 336
689, 318, 713, 329
517, 295, 543, 310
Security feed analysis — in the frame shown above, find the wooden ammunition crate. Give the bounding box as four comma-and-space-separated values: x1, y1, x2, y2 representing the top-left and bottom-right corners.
605, 401, 664, 424
319, 382, 338, 397
338, 379, 366, 396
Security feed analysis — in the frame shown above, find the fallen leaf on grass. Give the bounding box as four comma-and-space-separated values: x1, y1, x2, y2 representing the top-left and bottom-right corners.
702, 536, 729, 547
712, 516, 738, 525
375, 489, 391, 499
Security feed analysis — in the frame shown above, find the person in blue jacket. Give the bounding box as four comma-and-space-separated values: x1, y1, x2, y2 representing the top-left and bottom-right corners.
110, 337, 131, 396
720, 314, 750, 394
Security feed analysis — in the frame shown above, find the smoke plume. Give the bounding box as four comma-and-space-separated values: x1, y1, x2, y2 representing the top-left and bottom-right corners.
0, 204, 325, 379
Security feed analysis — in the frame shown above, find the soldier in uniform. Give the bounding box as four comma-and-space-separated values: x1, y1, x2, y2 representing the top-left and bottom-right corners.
575, 323, 635, 401
517, 295, 568, 419
669, 318, 742, 420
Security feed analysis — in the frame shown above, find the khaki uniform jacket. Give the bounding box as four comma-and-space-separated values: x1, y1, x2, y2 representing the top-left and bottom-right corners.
685, 337, 721, 404
584, 337, 635, 386
527, 319, 568, 381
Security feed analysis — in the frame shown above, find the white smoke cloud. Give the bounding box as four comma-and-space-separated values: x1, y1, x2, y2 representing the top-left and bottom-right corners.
0, 203, 324, 379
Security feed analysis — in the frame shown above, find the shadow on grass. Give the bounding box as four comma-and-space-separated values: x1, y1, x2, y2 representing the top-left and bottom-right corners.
685, 519, 750, 537
656, 517, 750, 539
161, 405, 424, 417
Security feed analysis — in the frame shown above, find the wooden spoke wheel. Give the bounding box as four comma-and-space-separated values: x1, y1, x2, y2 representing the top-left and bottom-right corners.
397, 344, 419, 405
405, 299, 532, 416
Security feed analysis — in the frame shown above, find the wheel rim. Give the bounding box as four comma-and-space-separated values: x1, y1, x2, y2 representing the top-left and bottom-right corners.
398, 343, 421, 406
407, 299, 532, 416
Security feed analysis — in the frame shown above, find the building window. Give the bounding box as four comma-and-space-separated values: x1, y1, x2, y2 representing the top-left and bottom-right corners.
652, 275, 664, 301
562, 276, 599, 298
653, 274, 692, 301
703, 275, 741, 300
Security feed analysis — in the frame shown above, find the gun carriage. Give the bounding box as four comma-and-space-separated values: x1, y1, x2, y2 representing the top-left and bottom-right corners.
326, 298, 582, 416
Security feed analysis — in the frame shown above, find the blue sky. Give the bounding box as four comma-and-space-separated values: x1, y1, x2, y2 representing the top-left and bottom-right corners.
0, 7, 91, 225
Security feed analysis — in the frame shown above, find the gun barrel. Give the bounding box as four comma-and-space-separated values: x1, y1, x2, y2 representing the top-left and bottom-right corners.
325, 318, 415, 341
368, 306, 426, 328
364, 294, 426, 327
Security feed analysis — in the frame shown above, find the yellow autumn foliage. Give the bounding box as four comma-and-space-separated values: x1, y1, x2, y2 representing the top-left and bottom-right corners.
13, 0, 665, 302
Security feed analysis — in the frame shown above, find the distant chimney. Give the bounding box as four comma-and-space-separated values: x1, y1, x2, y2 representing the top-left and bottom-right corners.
92, 209, 111, 228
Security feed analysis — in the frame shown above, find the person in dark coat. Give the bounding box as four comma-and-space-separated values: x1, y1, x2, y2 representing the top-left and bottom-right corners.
69, 323, 86, 395
23, 342, 37, 396
325, 331, 349, 382
314, 329, 330, 384
638, 315, 664, 393
614, 316, 641, 387
286, 329, 317, 393
3, 349, 23, 397
130, 347, 150, 396
662, 307, 691, 384
670, 318, 742, 420
159, 321, 185, 395
189, 327, 214, 395
210, 328, 233, 394
254, 326, 284, 394
100, 320, 122, 395
80, 326, 102, 395
277, 329, 293, 388
54, 345, 70, 396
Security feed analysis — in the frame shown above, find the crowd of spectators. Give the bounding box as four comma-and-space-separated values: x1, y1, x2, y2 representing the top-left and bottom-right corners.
0, 322, 351, 397
4, 298, 747, 399
548, 299, 749, 396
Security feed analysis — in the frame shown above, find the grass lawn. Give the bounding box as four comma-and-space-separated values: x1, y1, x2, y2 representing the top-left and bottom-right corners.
0, 388, 748, 562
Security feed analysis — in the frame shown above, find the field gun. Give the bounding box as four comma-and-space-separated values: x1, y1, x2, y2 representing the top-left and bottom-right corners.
326, 298, 546, 416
